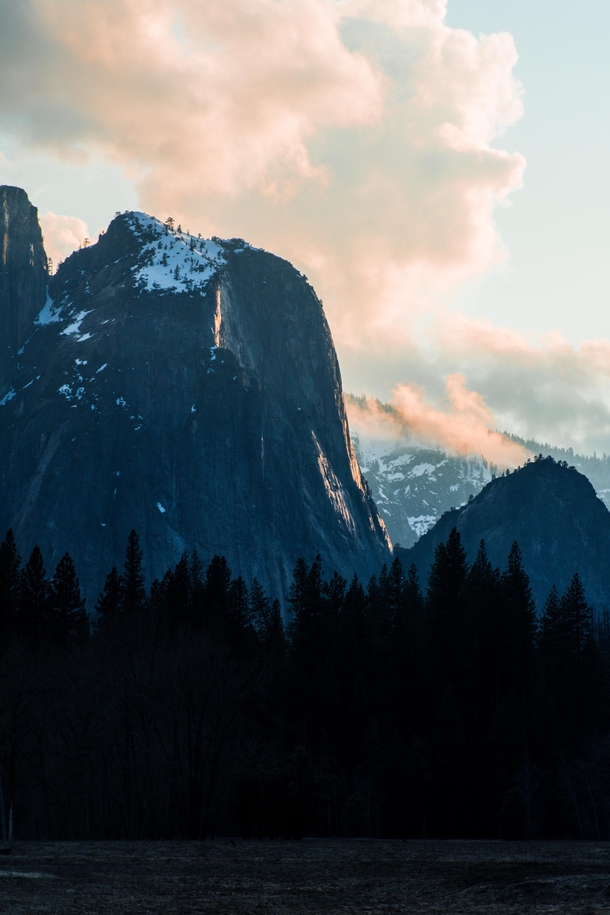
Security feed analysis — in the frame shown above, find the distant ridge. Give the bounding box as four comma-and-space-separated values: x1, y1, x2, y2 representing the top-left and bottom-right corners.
350, 399, 610, 549
396, 456, 610, 611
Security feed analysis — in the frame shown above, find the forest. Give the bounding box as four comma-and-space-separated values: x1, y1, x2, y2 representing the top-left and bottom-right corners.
0, 526, 609, 842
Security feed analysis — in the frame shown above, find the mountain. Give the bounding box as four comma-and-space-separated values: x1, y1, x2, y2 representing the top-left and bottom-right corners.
0, 187, 390, 604
352, 433, 491, 548
396, 456, 610, 610
351, 415, 610, 549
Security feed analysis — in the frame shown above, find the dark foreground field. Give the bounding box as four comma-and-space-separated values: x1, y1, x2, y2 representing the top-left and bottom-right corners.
2, 839, 610, 914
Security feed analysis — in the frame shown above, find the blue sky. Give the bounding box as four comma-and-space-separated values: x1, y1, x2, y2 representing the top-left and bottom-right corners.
447, 0, 610, 343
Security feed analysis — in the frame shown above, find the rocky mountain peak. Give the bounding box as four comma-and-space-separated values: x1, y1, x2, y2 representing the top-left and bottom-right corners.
0, 186, 48, 390
0, 192, 390, 605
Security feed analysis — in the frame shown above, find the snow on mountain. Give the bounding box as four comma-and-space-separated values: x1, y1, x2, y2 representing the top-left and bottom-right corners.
352, 428, 610, 550
352, 434, 492, 548
127, 213, 230, 295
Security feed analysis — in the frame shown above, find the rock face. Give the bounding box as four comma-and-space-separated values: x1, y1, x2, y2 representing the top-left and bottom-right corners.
397, 457, 610, 611
0, 192, 390, 604
0, 187, 48, 390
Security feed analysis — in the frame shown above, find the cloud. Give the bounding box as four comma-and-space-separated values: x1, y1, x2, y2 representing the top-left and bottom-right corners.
423, 312, 610, 453
17, 1, 604, 452
347, 375, 529, 468
39, 211, 90, 268
0, 0, 524, 350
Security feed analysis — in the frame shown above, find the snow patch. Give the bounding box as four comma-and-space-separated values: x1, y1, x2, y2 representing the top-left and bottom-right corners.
157, 502, 166, 514
0, 388, 15, 406
36, 293, 61, 326
409, 463, 437, 478
408, 515, 439, 538
61, 311, 92, 337
127, 212, 229, 295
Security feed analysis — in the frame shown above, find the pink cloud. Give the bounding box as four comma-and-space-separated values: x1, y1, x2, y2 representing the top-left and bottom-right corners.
0, 0, 525, 351
347, 375, 529, 468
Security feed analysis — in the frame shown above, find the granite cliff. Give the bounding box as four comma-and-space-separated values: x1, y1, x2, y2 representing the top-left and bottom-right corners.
0, 187, 48, 391
0, 189, 390, 604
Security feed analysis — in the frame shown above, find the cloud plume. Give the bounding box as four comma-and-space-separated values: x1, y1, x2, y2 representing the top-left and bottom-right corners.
347, 375, 529, 468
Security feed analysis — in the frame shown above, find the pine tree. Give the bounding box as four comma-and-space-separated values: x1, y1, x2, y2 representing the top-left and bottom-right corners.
427, 528, 469, 699
0, 530, 21, 644
464, 541, 501, 713
250, 578, 285, 655
538, 585, 562, 676
121, 530, 146, 614
188, 550, 205, 625
228, 575, 251, 653
500, 543, 536, 701
288, 556, 332, 673
201, 554, 232, 633
562, 574, 603, 746
287, 558, 308, 625
48, 553, 89, 644
164, 552, 190, 627
250, 578, 273, 634
380, 557, 406, 650
19, 546, 51, 643
398, 562, 426, 729
560, 573, 593, 662
95, 566, 123, 630
494, 542, 536, 771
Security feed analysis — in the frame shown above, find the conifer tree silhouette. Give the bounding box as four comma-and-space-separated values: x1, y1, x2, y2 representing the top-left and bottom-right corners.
0, 530, 21, 644
20, 546, 50, 643
95, 566, 122, 630
121, 530, 146, 614
49, 552, 89, 644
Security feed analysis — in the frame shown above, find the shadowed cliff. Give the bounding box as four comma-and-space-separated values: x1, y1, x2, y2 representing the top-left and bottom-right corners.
0, 195, 390, 604
0, 186, 48, 390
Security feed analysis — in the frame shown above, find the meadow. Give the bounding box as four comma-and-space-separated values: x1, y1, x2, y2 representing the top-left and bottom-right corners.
2, 838, 610, 914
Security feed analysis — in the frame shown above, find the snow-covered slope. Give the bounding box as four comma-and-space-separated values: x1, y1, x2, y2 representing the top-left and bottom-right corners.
129, 214, 229, 294
353, 435, 491, 548
352, 430, 610, 550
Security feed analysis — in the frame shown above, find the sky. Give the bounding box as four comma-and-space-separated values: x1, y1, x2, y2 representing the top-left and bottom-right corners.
1, 0, 609, 464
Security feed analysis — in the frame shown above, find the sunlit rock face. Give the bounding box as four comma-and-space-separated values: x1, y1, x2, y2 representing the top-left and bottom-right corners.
0, 194, 390, 605
0, 187, 48, 391
397, 458, 610, 611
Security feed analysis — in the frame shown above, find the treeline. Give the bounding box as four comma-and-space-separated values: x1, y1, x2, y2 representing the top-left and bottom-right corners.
1, 527, 609, 841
